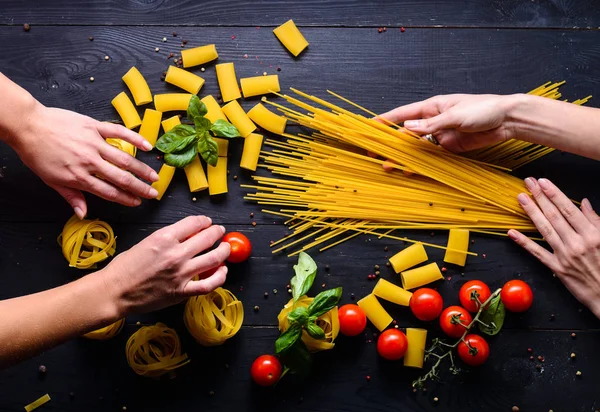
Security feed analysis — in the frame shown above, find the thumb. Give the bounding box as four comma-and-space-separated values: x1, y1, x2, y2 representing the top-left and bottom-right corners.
581, 198, 600, 230
403, 111, 458, 134
52, 185, 88, 219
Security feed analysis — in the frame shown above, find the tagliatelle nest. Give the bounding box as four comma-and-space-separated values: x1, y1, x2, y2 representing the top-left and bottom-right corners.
83, 319, 125, 340
57, 215, 116, 269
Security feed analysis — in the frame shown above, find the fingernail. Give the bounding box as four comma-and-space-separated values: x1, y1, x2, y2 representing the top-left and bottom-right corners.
507, 229, 519, 241
220, 225, 226, 233
524, 177, 536, 190
150, 171, 160, 182
74, 207, 85, 220
206, 216, 212, 225
221, 265, 229, 275
149, 188, 159, 198
517, 193, 530, 205
404, 120, 420, 129
134, 197, 142, 206
538, 178, 550, 190
582, 198, 593, 210
142, 140, 153, 151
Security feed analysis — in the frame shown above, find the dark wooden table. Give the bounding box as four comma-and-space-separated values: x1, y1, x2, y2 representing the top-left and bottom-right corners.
1, 1, 600, 411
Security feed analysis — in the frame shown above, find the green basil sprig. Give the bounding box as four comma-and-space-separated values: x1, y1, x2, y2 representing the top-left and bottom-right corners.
155, 95, 241, 168
478, 294, 505, 335
290, 252, 318, 302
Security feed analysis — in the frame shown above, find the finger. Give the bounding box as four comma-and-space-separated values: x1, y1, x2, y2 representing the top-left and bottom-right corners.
404, 110, 460, 135
379, 99, 435, 124
52, 184, 87, 219
182, 225, 227, 258
168, 215, 213, 242
182, 265, 228, 296
435, 129, 506, 153
99, 143, 159, 182
517, 192, 563, 251
507, 229, 560, 272
581, 198, 600, 230
536, 178, 589, 234
95, 160, 159, 199
186, 242, 231, 280
525, 178, 577, 242
84, 176, 142, 207
96, 121, 153, 151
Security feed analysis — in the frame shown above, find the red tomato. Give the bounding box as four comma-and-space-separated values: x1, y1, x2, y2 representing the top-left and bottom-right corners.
439, 306, 473, 338
250, 355, 282, 386
222, 232, 252, 263
457, 334, 490, 366
338, 304, 367, 336
409, 288, 444, 321
501, 280, 533, 312
459, 280, 491, 313
376, 329, 408, 360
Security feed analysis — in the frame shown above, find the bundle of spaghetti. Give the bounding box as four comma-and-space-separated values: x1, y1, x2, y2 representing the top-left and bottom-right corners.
467, 81, 592, 169
83, 318, 125, 340
125, 323, 189, 377
57, 215, 117, 269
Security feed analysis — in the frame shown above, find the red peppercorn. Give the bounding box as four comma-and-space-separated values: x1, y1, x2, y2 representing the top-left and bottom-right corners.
441, 267, 447, 272
377, 28, 383, 33
527, 348, 533, 353
383, 27, 387, 32
400, 27, 405, 32
366, 375, 371, 382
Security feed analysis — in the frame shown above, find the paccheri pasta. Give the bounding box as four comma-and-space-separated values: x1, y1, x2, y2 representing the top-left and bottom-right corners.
208, 156, 228, 195
151, 164, 176, 200
240, 75, 281, 98
443, 229, 470, 266
389, 243, 428, 274
161, 115, 181, 133
404, 328, 427, 368
57, 215, 116, 269
183, 288, 244, 346
273, 19, 309, 57
201, 95, 227, 122
372, 278, 412, 306
222, 100, 256, 137
165, 66, 205, 94
181, 44, 218, 68
401, 263, 443, 290
105, 138, 137, 157
138, 109, 162, 147
240, 133, 264, 171
184, 156, 209, 192
215, 62, 241, 102
126, 323, 190, 377
154, 93, 193, 112
214, 138, 229, 157
247, 102, 287, 135
122, 66, 152, 106
83, 318, 125, 340
357, 294, 393, 331
111, 92, 142, 129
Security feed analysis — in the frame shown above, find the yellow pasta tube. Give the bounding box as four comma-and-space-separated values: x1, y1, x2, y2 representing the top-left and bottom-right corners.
443, 229, 470, 267
165, 66, 205, 94
83, 319, 125, 340
389, 243, 428, 274
111, 91, 142, 129
154, 93, 192, 112
215, 62, 241, 102
240, 75, 281, 98
106, 138, 137, 157
161, 115, 181, 133
57, 215, 116, 269
222, 100, 256, 137
357, 294, 393, 331
240, 132, 263, 171
273, 19, 309, 57
404, 328, 427, 368
24, 394, 51, 412
152, 164, 176, 200
122, 66, 152, 105
214, 138, 229, 157
208, 156, 228, 195
401, 262, 443, 290
201, 95, 226, 122
184, 156, 208, 192
247, 103, 287, 134
138, 109, 162, 147
372, 278, 412, 306
181, 44, 218, 68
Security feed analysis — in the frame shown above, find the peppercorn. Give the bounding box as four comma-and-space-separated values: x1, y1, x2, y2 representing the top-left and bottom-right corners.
89, 77, 95, 82
192, 197, 197, 202
571, 332, 577, 338
69, 392, 75, 399
400, 27, 405, 32
537, 355, 544, 362
350, 293, 355, 300
366, 375, 371, 381
182, 39, 188, 44
529, 355, 534, 361
570, 352, 576, 359
89, 36, 94, 41
377, 28, 383, 33
383, 27, 387, 32
429, 202, 433, 206
23, 23, 31, 31
38, 365, 47, 373
122, 407, 127, 411
321, 283, 326, 288
433, 397, 439, 402
253, 305, 259, 311
273, 289, 277, 294
209, 390, 215, 396
576, 370, 582, 376
549, 314, 555, 320
104, 55, 109, 60
155, 47, 160, 52
250, 212, 254, 218
386, 262, 391, 267
441, 267, 447, 272
374, 264, 380, 270
264, 292, 268, 298
535, 364, 542, 370
252, 222, 256, 227
325, 264, 330, 271
375, 271, 380, 276
277, 67, 281, 71
288, 288, 292, 293
527, 347, 533, 353
512, 407, 520, 412
162, 37, 167, 42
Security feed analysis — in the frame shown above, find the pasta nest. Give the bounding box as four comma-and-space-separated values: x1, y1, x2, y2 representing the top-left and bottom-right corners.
57, 215, 116, 269
83, 318, 125, 340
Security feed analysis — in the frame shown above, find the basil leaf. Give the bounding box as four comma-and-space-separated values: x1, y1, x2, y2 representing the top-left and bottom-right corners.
275, 323, 302, 354
287, 307, 309, 326
210, 119, 241, 138
307, 287, 343, 318
478, 294, 505, 336
291, 252, 317, 302
279, 339, 311, 376
187, 95, 207, 120
306, 323, 326, 340
155, 124, 196, 154
197, 133, 219, 167
164, 143, 198, 168
194, 116, 212, 133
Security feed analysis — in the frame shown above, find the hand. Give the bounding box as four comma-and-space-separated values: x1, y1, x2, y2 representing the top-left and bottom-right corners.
101, 216, 231, 315
12, 104, 159, 218
380, 94, 520, 153
508, 178, 600, 318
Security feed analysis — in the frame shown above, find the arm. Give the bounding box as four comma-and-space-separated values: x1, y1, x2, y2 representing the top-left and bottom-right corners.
0, 72, 159, 219
0, 216, 230, 367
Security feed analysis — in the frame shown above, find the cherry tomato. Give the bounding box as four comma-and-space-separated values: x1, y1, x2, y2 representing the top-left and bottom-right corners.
439, 306, 473, 338
250, 354, 282, 386
501, 280, 533, 312
459, 280, 491, 313
338, 304, 367, 336
457, 334, 490, 366
376, 329, 408, 360
409, 288, 444, 321
222, 232, 252, 263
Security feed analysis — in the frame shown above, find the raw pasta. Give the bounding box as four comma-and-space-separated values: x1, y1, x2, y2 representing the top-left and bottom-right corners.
57, 215, 116, 269
357, 294, 393, 331
215, 62, 241, 102
247, 102, 287, 134
273, 19, 309, 57
181, 44, 218, 68
404, 328, 427, 368
240, 132, 264, 171
372, 278, 412, 306
138, 109, 162, 147
222, 100, 256, 137
240, 75, 280, 98
165, 66, 205, 94
401, 263, 443, 290
151, 164, 176, 200
154, 93, 193, 112
83, 319, 125, 340
111, 91, 142, 129
122, 66, 152, 105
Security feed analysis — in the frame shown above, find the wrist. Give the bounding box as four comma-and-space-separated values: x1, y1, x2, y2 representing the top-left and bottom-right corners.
503, 93, 535, 142
0, 91, 42, 149
91, 267, 128, 321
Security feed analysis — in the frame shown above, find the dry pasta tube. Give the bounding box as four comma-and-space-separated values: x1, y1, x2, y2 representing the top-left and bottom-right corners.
240, 75, 280, 98
247, 103, 287, 134
240, 133, 263, 171
182, 44, 218, 68
165, 66, 205, 94
357, 294, 393, 331
214, 138, 229, 157
122, 66, 152, 105
126, 323, 190, 377
389, 243, 428, 274
404, 328, 427, 368
373, 278, 412, 307
161, 115, 181, 133
183, 287, 244, 346
273, 19, 309, 57
106, 138, 137, 157
151, 164, 176, 200
138, 109, 162, 147
443, 229, 470, 267
201, 95, 226, 122
208, 156, 228, 195
278, 296, 339, 352
83, 318, 125, 340
222, 100, 256, 137
111, 92, 142, 129
24, 394, 51, 412
184, 155, 209, 192
57, 215, 116, 269
154, 93, 193, 112
215, 62, 241, 102
401, 262, 443, 290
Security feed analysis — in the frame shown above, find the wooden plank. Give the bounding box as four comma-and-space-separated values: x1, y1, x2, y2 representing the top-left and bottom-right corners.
1, 0, 600, 28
